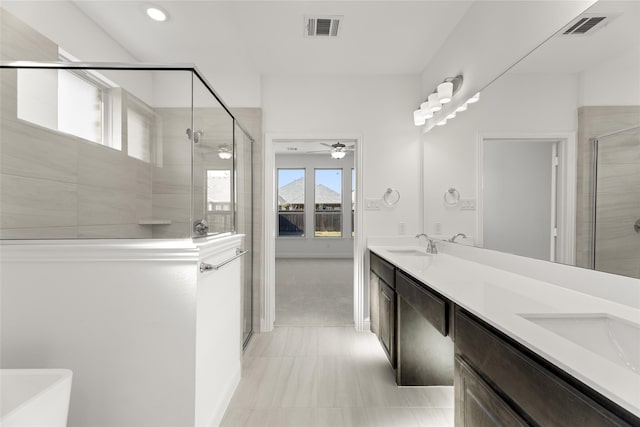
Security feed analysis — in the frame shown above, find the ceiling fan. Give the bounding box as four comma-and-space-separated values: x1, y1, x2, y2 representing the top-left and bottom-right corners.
310, 141, 355, 159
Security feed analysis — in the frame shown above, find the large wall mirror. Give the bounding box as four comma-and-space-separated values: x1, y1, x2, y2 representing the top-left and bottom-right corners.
423, 0, 640, 279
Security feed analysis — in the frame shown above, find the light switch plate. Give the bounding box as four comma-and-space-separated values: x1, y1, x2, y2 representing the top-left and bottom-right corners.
365, 198, 381, 210
460, 199, 476, 210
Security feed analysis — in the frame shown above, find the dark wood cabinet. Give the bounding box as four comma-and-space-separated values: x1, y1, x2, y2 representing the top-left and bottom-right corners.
395, 270, 453, 386
455, 355, 528, 427
379, 279, 396, 367
370, 252, 396, 368
454, 307, 637, 427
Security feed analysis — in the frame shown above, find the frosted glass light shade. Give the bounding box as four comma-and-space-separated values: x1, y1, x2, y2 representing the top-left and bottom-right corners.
419, 102, 434, 119
456, 103, 468, 112
331, 150, 346, 159
413, 110, 426, 126
428, 93, 442, 112
446, 111, 456, 120
146, 7, 168, 21
436, 118, 447, 126
467, 92, 480, 104
437, 81, 453, 104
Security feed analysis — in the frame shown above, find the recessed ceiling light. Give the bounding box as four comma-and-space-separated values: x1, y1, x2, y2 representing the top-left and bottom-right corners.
146, 6, 168, 22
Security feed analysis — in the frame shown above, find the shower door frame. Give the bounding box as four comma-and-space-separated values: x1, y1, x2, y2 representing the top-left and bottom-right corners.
589, 124, 640, 270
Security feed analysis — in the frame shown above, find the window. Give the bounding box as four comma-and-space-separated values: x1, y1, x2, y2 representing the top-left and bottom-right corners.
278, 169, 305, 236
17, 68, 118, 149
127, 96, 159, 163
207, 169, 232, 233
315, 169, 342, 237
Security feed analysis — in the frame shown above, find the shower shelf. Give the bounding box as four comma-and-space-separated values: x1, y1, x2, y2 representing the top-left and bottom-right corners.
138, 219, 172, 225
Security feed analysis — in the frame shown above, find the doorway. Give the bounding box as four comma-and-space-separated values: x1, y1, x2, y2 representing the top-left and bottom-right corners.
477, 134, 576, 264
262, 134, 365, 332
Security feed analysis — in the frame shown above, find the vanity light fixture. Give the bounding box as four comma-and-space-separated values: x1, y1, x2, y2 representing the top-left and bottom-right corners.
146, 5, 168, 22
218, 145, 232, 160
446, 111, 457, 120
414, 110, 426, 126
436, 118, 447, 126
437, 81, 454, 104
413, 75, 463, 127
455, 103, 468, 112
428, 93, 442, 113
467, 92, 480, 104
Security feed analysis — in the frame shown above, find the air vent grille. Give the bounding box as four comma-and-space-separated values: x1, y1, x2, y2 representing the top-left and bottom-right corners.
561, 14, 613, 36
306, 16, 342, 37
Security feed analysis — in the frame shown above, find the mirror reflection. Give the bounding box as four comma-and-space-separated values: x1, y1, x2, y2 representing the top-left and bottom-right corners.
423, 0, 640, 279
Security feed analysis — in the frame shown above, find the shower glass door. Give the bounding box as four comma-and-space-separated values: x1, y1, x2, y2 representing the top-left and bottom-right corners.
594, 125, 640, 279
192, 76, 234, 237
235, 122, 253, 348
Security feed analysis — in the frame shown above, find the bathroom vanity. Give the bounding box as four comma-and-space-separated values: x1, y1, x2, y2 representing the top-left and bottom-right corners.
369, 242, 640, 426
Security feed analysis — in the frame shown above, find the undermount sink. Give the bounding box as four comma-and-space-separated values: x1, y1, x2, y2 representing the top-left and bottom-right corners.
520, 313, 640, 373
1, 369, 73, 427
386, 248, 431, 256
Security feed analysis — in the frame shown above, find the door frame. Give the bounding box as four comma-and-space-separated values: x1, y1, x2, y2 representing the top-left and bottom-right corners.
262, 132, 365, 332
476, 132, 576, 264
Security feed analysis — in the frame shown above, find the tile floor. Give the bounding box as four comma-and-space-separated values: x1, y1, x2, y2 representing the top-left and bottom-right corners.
220, 326, 454, 426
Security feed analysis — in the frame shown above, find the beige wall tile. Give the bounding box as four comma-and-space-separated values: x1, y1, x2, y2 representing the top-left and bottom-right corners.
78, 224, 151, 239
78, 184, 137, 226
0, 9, 58, 61
0, 226, 78, 239
78, 142, 135, 190
0, 174, 78, 228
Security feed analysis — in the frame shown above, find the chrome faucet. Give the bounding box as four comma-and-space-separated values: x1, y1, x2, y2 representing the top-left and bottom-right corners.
449, 233, 467, 243
415, 233, 438, 254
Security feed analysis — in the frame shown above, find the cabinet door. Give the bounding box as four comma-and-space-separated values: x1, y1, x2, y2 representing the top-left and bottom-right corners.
370, 271, 380, 336
455, 356, 528, 427
379, 280, 396, 367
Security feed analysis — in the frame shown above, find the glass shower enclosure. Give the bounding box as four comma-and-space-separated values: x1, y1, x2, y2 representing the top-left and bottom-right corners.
0, 62, 255, 346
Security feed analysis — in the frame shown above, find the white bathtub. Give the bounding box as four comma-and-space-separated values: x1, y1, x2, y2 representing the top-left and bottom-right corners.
0, 369, 72, 427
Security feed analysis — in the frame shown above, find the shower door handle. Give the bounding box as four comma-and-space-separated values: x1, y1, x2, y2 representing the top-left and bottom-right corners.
634, 219, 640, 234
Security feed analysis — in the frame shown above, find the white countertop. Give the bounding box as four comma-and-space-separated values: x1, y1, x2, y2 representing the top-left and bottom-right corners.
368, 243, 640, 419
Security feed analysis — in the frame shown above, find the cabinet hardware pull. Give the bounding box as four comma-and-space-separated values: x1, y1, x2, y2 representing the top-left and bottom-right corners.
200, 248, 248, 273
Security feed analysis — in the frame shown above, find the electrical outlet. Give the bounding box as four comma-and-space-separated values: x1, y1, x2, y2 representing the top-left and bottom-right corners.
365, 198, 381, 210
460, 199, 476, 211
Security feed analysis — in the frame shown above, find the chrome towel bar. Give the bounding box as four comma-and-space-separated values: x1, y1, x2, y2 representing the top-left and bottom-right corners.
200, 248, 248, 273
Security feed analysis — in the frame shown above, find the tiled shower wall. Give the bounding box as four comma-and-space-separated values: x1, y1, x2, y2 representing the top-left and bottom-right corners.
576, 106, 640, 279
0, 9, 154, 239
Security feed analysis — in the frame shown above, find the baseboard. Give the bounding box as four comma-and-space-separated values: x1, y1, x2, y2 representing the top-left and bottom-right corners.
207, 363, 241, 427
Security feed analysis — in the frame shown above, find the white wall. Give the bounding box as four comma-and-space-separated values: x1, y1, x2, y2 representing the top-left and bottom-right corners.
263, 75, 423, 238
423, 72, 579, 240
579, 48, 640, 106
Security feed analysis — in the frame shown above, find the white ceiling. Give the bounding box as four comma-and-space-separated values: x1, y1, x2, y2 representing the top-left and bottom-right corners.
72, 1, 474, 76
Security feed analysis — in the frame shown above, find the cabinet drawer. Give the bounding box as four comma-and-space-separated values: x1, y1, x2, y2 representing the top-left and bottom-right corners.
455, 308, 634, 427
370, 252, 395, 288
396, 270, 447, 336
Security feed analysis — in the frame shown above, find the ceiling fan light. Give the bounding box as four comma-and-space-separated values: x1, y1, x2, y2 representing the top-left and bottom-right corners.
331, 150, 346, 159
428, 93, 442, 112
218, 145, 232, 159
413, 110, 426, 126
146, 6, 168, 22
437, 81, 453, 104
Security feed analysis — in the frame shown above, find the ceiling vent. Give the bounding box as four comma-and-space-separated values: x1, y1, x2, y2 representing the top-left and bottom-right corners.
560, 13, 617, 36
305, 16, 342, 37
